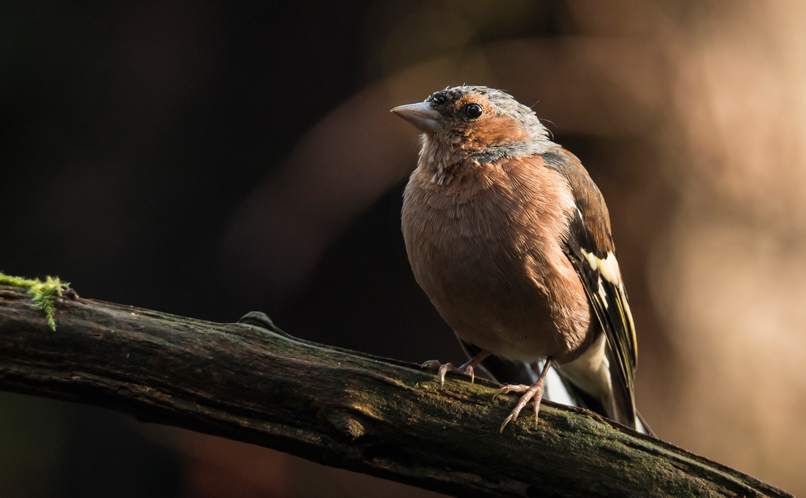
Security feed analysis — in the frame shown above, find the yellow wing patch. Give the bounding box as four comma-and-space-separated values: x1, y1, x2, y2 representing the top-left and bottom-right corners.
581, 249, 638, 367
615, 284, 638, 364
581, 249, 623, 286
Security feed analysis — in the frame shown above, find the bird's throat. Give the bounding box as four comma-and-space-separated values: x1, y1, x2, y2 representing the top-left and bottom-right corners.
418, 134, 479, 186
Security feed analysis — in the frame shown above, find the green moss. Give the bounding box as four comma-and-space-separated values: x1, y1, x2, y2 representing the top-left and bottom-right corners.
0, 272, 68, 331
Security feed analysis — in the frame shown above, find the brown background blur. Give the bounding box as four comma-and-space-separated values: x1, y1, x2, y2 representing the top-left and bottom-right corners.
2, 1, 804, 496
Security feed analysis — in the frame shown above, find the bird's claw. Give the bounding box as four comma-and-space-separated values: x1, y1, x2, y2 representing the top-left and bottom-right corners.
499, 412, 518, 433
421, 360, 476, 387
421, 359, 442, 370
495, 383, 545, 433
493, 384, 529, 398
437, 363, 453, 387
449, 364, 475, 383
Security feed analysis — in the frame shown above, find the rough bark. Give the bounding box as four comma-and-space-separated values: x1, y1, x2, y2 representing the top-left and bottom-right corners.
0, 285, 793, 498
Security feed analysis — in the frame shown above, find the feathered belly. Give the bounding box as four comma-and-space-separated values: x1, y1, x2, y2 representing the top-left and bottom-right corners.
402, 185, 591, 363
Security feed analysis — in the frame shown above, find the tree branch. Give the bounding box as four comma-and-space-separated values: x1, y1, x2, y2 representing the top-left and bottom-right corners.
0, 285, 792, 498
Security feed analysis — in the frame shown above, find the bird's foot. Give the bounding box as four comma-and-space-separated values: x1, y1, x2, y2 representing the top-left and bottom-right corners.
421, 359, 477, 387
493, 358, 554, 433
422, 350, 490, 387
493, 382, 545, 433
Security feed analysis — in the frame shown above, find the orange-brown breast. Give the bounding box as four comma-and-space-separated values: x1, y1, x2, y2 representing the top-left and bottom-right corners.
402, 154, 596, 363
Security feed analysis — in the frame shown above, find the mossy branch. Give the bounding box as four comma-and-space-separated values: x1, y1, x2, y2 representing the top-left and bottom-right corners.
0, 272, 69, 330
0, 284, 793, 498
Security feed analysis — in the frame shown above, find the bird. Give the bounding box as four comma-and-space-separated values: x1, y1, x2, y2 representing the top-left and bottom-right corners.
391, 85, 651, 434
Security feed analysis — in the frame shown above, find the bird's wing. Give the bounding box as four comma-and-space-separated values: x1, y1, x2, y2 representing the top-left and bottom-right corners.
541, 147, 638, 428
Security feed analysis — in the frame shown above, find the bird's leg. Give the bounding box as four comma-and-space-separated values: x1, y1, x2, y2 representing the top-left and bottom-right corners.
421, 350, 491, 387
494, 358, 555, 433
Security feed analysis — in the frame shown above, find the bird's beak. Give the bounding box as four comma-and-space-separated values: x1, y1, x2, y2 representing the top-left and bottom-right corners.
391, 102, 444, 134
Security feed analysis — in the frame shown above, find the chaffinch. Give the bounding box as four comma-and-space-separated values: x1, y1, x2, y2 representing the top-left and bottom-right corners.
392, 85, 650, 434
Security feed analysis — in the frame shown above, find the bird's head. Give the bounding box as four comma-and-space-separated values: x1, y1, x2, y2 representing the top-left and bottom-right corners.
391, 86, 551, 160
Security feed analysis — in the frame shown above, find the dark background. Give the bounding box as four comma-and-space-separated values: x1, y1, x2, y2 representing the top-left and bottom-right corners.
2, 1, 804, 496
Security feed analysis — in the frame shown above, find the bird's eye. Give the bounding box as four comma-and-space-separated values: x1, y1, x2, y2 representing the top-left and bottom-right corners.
464, 103, 483, 119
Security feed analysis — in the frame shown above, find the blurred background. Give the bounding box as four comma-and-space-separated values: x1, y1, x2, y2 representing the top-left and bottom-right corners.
1, 0, 805, 496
